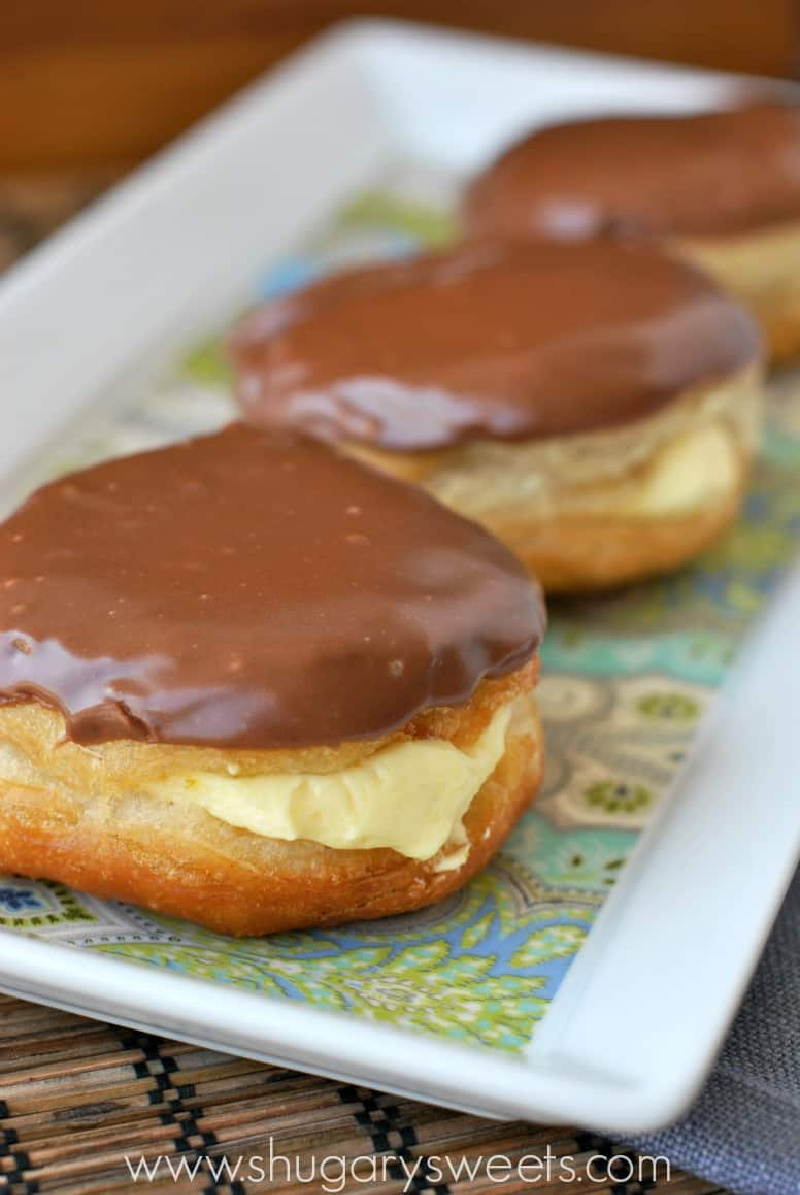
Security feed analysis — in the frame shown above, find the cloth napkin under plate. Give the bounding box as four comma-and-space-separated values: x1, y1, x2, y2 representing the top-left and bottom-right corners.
634, 866, 800, 1195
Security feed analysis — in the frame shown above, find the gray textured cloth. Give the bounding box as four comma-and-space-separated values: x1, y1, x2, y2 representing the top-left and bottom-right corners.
633, 868, 800, 1195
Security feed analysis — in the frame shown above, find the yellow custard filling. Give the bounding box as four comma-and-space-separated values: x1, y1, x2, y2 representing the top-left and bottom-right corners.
427, 416, 744, 524
618, 421, 740, 517
146, 702, 512, 860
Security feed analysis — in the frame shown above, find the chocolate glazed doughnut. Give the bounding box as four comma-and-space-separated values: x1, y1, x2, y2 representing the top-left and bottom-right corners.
230, 241, 764, 592
462, 103, 800, 360
0, 425, 545, 935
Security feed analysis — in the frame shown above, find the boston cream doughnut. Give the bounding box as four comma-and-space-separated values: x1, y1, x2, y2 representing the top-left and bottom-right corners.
231, 242, 763, 592
462, 103, 800, 359
0, 425, 544, 936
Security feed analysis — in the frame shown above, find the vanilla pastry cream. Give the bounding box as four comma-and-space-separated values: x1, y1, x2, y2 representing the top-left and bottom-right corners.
147, 701, 515, 861
368, 375, 759, 528
617, 421, 737, 517
428, 412, 743, 527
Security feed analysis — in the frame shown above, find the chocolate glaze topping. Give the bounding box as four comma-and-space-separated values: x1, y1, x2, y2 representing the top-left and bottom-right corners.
463, 103, 800, 242
0, 425, 543, 749
231, 241, 760, 451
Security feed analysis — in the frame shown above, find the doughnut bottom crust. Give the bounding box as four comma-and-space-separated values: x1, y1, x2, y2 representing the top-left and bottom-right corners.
684, 221, 800, 362
0, 671, 542, 937
347, 370, 760, 593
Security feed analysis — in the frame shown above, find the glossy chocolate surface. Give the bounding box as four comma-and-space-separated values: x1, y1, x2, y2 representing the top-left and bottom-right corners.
231, 242, 760, 451
0, 425, 543, 748
463, 103, 800, 241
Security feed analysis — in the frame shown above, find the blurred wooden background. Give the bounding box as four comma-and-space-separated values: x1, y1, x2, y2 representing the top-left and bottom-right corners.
2, 0, 798, 172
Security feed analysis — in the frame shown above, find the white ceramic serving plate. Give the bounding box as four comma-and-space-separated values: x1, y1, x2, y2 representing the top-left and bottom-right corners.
0, 20, 798, 1133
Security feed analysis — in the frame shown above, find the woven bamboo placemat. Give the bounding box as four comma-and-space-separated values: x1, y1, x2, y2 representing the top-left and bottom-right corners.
0, 992, 725, 1194
0, 177, 730, 1195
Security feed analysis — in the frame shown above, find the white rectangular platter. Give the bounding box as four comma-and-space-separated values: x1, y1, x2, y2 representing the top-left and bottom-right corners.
0, 19, 798, 1134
